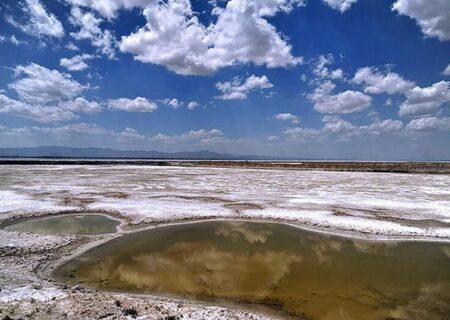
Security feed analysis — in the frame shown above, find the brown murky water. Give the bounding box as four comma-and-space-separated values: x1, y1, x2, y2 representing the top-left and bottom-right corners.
53, 221, 450, 319
5, 215, 120, 235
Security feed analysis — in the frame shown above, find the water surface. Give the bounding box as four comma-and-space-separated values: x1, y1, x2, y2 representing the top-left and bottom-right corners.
54, 221, 450, 319
6, 214, 120, 235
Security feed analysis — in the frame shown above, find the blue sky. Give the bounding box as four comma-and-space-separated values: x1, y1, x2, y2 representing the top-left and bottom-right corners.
0, 0, 449, 159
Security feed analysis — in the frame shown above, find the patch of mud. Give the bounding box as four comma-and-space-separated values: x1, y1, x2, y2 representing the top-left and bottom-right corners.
225, 203, 264, 214
331, 209, 355, 217
60, 196, 97, 207
101, 192, 130, 199
147, 195, 232, 204
58, 192, 129, 208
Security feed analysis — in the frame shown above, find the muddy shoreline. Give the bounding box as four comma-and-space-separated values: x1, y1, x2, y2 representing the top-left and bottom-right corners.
2, 213, 450, 320
1, 214, 303, 320
3, 213, 448, 320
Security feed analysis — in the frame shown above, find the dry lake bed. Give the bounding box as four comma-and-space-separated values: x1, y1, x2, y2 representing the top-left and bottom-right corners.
0, 163, 449, 319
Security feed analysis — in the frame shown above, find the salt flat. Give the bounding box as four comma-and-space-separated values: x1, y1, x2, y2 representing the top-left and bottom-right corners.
1, 165, 449, 240
1, 164, 449, 319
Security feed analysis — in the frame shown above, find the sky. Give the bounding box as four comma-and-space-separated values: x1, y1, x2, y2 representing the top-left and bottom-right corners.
0, 0, 449, 160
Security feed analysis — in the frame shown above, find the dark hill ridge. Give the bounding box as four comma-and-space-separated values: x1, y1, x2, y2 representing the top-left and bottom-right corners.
1, 147, 449, 174
0, 146, 277, 160
0, 146, 449, 174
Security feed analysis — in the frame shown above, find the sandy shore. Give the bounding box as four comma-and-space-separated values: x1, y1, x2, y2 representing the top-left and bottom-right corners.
1, 164, 449, 319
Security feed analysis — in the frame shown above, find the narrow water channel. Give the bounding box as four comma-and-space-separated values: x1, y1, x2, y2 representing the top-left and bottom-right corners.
53, 221, 450, 319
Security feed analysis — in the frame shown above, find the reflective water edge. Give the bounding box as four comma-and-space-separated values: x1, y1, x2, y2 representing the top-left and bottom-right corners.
53, 221, 450, 320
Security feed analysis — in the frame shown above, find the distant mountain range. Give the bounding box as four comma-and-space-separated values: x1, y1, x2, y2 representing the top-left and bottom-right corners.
0, 146, 279, 160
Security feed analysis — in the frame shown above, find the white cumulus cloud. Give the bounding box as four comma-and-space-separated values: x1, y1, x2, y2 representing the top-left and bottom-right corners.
150, 128, 224, 144
443, 64, 450, 76
216, 75, 273, 100
32, 122, 113, 136
119, 0, 302, 75
187, 101, 199, 110
392, 0, 450, 41
406, 116, 450, 131
322, 115, 355, 134
313, 54, 344, 80
65, 42, 80, 51
0, 63, 100, 122
359, 119, 403, 135
108, 97, 158, 112
322, 0, 358, 13
307, 80, 372, 114
116, 127, 147, 141
0, 34, 26, 46
65, 0, 154, 19
9, 63, 86, 104
274, 113, 300, 124
69, 7, 116, 59
60, 54, 94, 71
353, 67, 414, 95
399, 81, 450, 117
160, 98, 183, 109
8, 0, 64, 38
0, 94, 76, 123
283, 127, 321, 140
59, 97, 102, 114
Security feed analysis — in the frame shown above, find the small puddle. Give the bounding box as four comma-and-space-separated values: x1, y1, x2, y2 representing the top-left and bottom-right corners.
5, 214, 120, 235
53, 221, 450, 319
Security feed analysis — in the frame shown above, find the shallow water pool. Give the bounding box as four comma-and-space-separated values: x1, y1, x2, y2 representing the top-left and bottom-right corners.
53, 221, 450, 319
5, 214, 120, 235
